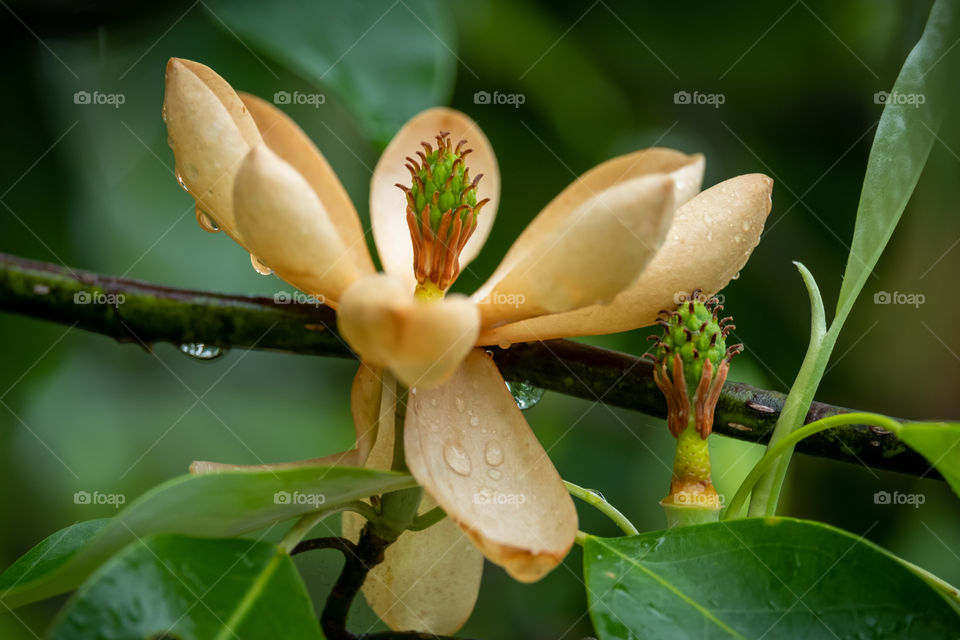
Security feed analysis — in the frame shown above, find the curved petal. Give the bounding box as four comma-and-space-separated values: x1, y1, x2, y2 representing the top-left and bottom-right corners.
238, 92, 375, 275
189, 450, 358, 474
477, 174, 773, 345
471, 174, 676, 327
162, 58, 261, 241
343, 371, 483, 634
233, 144, 362, 305
404, 349, 578, 582
371, 108, 500, 291
351, 363, 384, 465
471, 148, 703, 311
337, 274, 480, 388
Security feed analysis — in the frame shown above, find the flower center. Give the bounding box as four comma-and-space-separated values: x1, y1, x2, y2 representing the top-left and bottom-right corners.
397, 131, 490, 295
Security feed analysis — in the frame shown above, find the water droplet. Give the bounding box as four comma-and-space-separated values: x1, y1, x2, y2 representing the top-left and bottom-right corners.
430, 398, 438, 407
175, 171, 189, 193
195, 207, 220, 233
706, 231, 713, 241
589, 489, 606, 502
454, 397, 465, 413
487, 468, 502, 480
498, 342, 512, 349
179, 343, 225, 360
731, 271, 741, 280
733, 233, 743, 243
250, 254, 273, 275
443, 444, 472, 476
469, 415, 481, 427
485, 440, 504, 466
741, 220, 751, 232
506, 380, 544, 410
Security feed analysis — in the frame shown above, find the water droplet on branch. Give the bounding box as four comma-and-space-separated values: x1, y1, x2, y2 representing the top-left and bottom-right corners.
506, 380, 544, 410
179, 343, 226, 360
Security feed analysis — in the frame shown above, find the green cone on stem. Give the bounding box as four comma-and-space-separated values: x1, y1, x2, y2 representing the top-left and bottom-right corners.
650, 290, 742, 526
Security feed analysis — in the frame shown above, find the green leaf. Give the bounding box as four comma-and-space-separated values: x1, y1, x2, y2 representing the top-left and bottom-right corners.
0, 519, 108, 594
894, 422, 960, 497
584, 518, 960, 639
49, 535, 322, 639
204, 0, 456, 144
0, 464, 413, 609
834, 0, 960, 321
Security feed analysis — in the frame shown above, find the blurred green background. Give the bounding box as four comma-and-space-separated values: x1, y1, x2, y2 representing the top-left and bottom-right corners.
1, 0, 958, 637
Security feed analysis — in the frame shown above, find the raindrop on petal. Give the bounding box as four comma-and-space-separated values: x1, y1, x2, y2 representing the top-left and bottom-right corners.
485, 440, 504, 466
179, 343, 226, 360
443, 444, 472, 476
195, 207, 220, 233
250, 254, 273, 275
731, 271, 741, 280
506, 380, 544, 410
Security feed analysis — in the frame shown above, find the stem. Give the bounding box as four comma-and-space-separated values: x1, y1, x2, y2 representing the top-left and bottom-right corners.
0, 253, 936, 477
291, 536, 357, 556
279, 502, 381, 554
407, 506, 446, 531
725, 412, 901, 520
564, 480, 639, 536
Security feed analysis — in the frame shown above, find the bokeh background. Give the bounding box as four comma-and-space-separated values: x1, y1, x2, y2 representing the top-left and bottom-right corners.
1, 0, 958, 637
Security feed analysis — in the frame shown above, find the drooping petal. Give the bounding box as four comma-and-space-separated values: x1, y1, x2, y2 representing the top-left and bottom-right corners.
337, 274, 480, 388
470, 174, 676, 327
343, 370, 483, 634
370, 108, 500, 291
238, 92, 375, 276
233, 144, 361, 305
477, 174, 773, 345
163, 58, 261, 241
404, 349, 578, 582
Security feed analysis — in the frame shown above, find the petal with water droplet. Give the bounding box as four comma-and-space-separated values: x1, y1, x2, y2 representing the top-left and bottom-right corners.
343, 370, 483, 635
234, 144, 360, 305
404, 349, 577, 582
163, 58, 261, 242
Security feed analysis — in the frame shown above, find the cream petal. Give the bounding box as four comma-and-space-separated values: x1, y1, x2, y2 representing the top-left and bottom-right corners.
477, 174, 773, 344
337, 274, 480, 388
238, 92, 375, 275
404, 349, 578, 582
163, 58, 261, 240
370, 108, 500, 291
471, 174, 676, 327
351, 364, 385, 465
233, 144, 361, 305
343, 371, 483, 634
472, 148, 703, 311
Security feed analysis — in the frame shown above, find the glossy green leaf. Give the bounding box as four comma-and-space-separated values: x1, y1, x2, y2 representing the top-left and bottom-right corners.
204, 0, 456, 144
0, 519, 108, 595
895, 422, 960, 498
585, 518, 960, 639
834, 0, 960, 321
49, 535, 322, 639
0, 464, 414, 609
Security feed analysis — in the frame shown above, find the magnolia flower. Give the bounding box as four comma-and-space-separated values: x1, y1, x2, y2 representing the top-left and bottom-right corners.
164, 57, 772, 634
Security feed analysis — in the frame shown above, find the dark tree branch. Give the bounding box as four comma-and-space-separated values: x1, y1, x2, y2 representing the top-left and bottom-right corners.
0, 252, 938, 478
